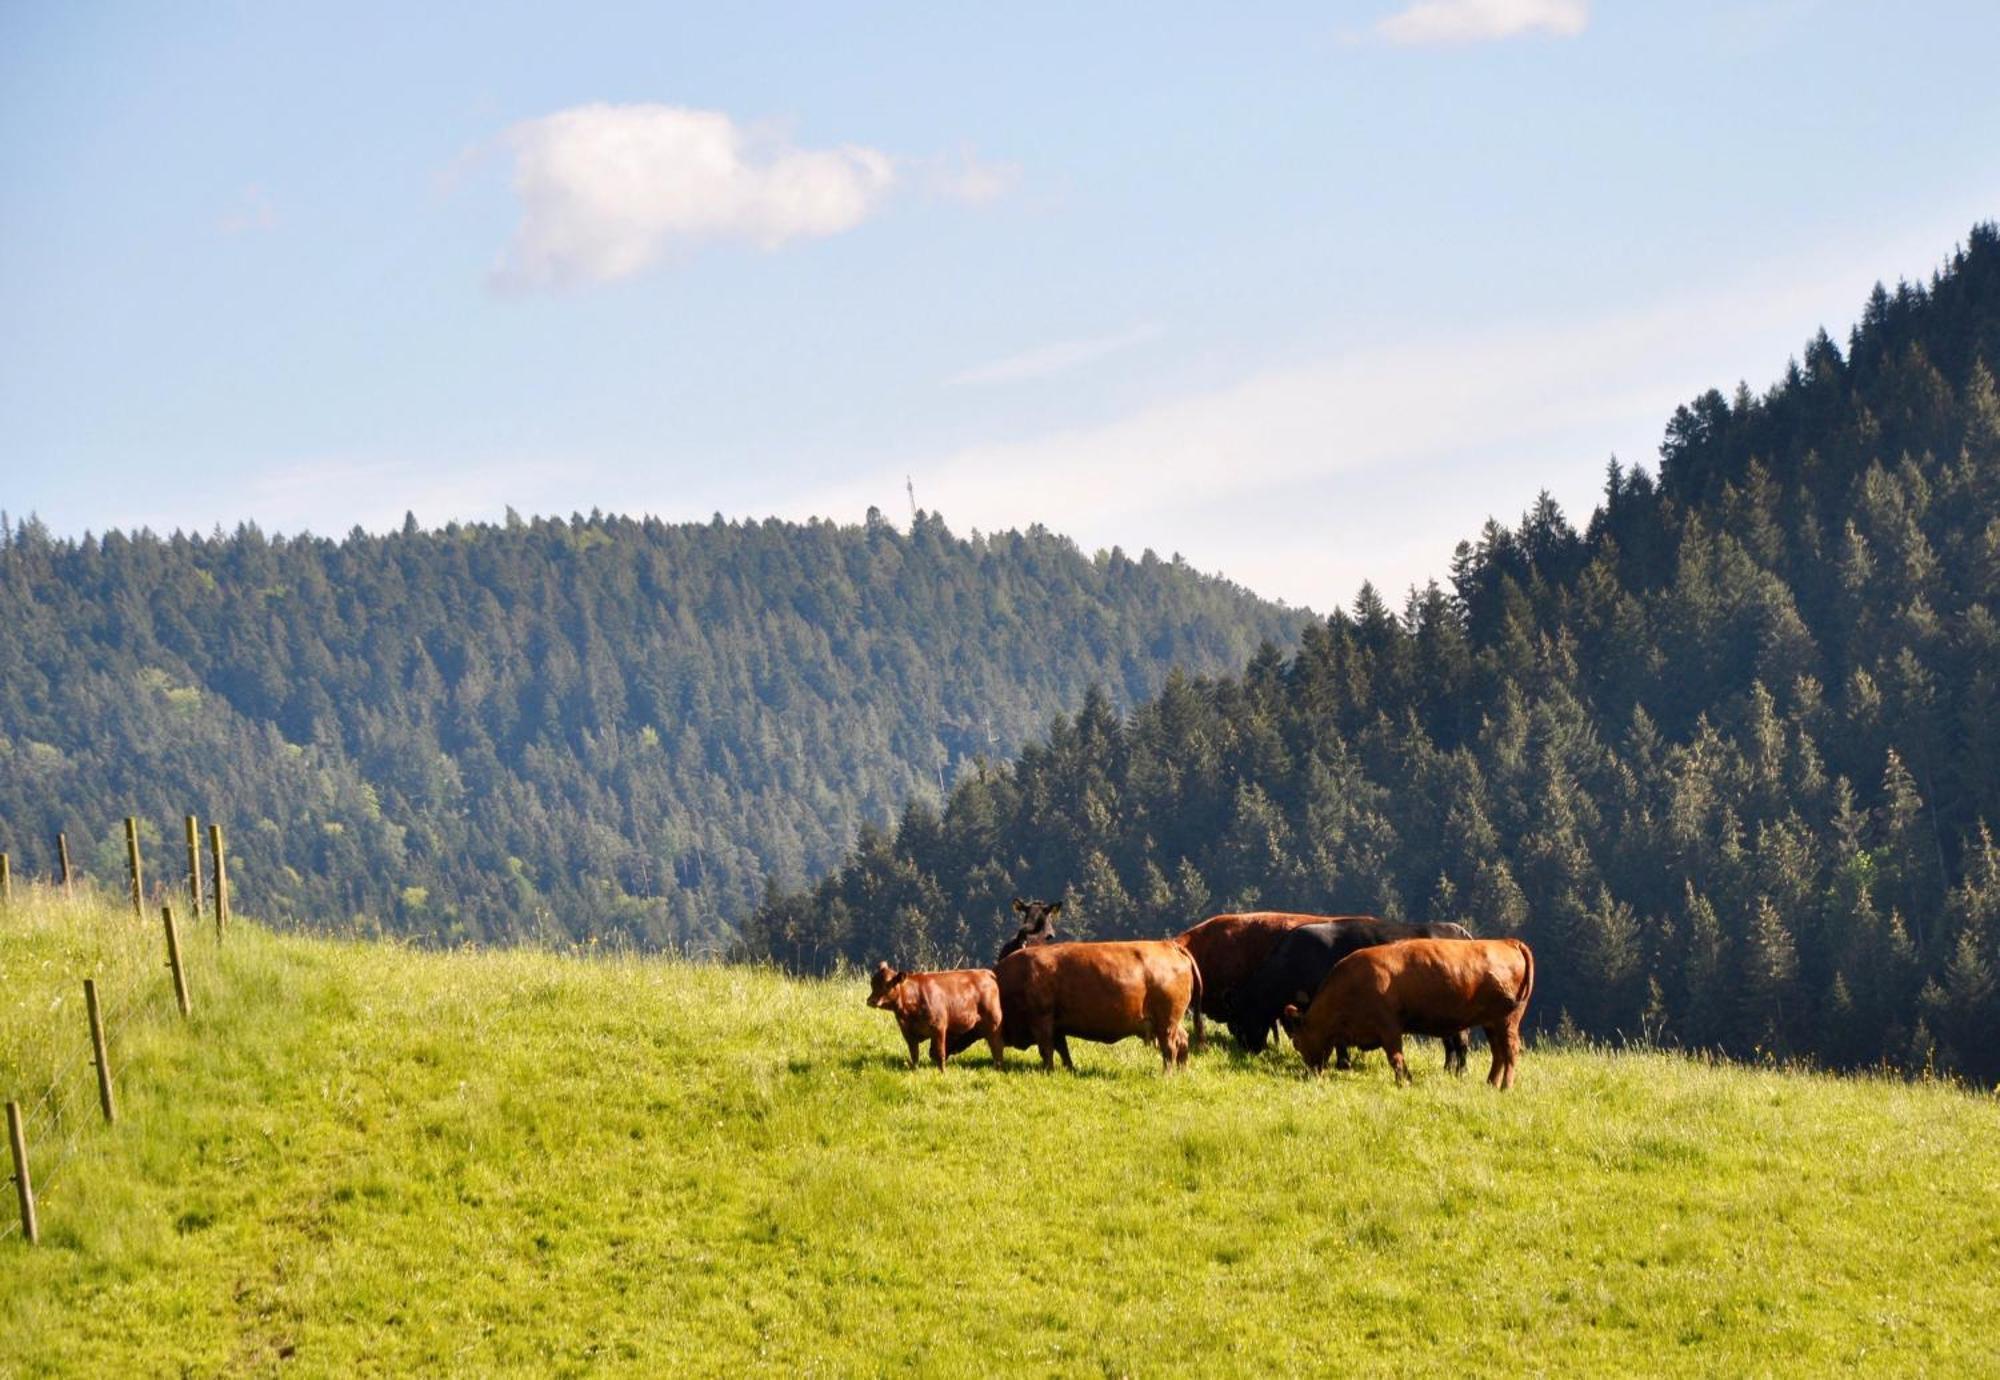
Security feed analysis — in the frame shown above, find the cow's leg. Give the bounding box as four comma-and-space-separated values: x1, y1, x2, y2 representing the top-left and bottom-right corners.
1033, 1016, 1057, 1071
1484, 1022, 1510, 1087
1054, 1033, 1075, 1071
1385, 1034, 1409, 1086
1145, 1007, 1172, 1072
985, 1023, 1005, 1068
1335, 1046, 1353, 1071
1174, 1024, 1190, 1069
931, 1032, 948, 1071
903, 1032, 921, 1069
1444, 1030, 1469, 1076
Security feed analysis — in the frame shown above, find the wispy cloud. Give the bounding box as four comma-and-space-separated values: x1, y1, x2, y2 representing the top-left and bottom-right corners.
1375, 0, 1589, 45
492, 103, 1013, 290
924, 145, 1021, 206
795, 219, 1975, 610
946, 324, 1163, 387
217, 184, 277, 235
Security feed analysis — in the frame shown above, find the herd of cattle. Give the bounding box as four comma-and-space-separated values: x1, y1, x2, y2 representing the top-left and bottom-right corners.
866, 901, 1537, 1088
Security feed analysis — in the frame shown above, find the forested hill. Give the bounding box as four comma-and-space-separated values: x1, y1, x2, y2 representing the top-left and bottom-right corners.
0, 511, 1304, 946
748, 224, 2000, 1084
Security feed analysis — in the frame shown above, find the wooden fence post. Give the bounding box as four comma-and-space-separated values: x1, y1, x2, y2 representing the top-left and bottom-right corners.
0, 852, 10, 906
209, 824, 228, 938
163, 905, 191, 1018
85, 978, 116, 1124
57, 832, 73, 897
6, 1101, 36, 1245
185, 815, 204, 915
126, 817, 144, 920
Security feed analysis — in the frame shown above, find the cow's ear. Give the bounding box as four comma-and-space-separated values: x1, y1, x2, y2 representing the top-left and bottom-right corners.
1012, 897, 1028, 914
1046, 901, 1062, 918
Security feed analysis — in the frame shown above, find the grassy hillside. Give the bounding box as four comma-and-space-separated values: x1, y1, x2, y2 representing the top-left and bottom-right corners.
5, 893, 1998, 1376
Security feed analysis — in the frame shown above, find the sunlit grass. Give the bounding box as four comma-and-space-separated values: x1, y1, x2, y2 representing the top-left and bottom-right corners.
4, 895, 1997, 1375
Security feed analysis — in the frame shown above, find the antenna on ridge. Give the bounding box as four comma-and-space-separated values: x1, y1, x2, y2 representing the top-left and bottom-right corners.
906, 474, 918, 523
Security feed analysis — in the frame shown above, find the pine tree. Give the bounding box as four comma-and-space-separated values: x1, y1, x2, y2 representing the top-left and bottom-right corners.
1741, 896, 1801, 1053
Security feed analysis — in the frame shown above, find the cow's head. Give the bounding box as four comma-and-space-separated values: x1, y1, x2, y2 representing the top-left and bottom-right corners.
1278, 1002, 1331, 1072
867, 961, 906, 1008
997, 897, 1063, 961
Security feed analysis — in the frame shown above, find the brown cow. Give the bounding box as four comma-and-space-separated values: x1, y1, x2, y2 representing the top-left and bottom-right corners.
993, 940, 1203, 1072
867, 962, 1005, 1071
1278, 938, 1535, 1089
1175, 912, 1377, 1027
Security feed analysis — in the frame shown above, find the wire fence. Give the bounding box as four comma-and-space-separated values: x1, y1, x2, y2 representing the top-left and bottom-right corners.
3, 831, 216, 1247
6, 959, 170, 1243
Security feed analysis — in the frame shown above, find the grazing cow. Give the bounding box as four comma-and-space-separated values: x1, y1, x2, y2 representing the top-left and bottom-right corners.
867, 962, 1005, 1071
1228, 919, 1475, 1058
996, 897, 1067, 961
993, 940, 1203, 1072
1278, 938, 1535, 1089
1174, 912, 1376, 1025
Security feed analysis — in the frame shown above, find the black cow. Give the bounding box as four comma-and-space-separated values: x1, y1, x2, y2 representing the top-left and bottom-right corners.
996, 897, 1065, 961
1227, 919, 1475, 1057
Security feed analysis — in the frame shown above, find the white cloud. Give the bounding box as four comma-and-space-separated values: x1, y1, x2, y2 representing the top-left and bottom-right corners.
946, 325, 1163, 387
1375, 0, 1590, 45
495, 103, 899, 289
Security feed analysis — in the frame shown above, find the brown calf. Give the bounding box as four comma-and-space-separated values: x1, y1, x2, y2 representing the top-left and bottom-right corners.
1278, 938, 1535, 1089
867, 963, 1005, 1071
993, 940, 1203, 1072
1175, 912, 1377, 1023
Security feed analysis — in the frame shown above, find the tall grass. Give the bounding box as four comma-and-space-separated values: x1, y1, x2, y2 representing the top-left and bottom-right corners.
3, 901, 1997, 1375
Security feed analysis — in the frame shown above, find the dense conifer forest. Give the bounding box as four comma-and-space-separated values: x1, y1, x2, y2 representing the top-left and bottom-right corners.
747, 226, 2000, 1082
0, 512, 1301, 948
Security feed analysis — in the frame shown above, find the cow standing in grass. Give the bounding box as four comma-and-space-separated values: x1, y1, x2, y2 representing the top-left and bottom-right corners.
1229, 918, 1475, 1065
1173, 911, 1374, 1029
867, 963, 1005, 1071
1278, 938, 1535, 1089
993, 938, 1203, 1073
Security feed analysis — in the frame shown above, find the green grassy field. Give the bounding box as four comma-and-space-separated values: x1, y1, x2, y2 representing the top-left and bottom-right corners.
4, 891, 1998, 1376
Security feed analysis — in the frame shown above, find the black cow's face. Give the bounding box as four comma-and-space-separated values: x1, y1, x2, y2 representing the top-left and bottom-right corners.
867, 961, 904, 1008
996, 897, 1063, 962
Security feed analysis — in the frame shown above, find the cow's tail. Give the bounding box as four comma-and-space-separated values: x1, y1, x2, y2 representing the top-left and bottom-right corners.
1178, 941, 1206, 1052
1514, 938, 1536, 1013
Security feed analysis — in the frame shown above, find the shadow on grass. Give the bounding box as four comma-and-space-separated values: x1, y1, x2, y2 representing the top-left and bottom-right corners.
837, 1049, 1014, 1075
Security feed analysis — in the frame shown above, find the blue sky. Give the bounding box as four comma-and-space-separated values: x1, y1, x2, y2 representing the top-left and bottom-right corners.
3, 0, 1997, 609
